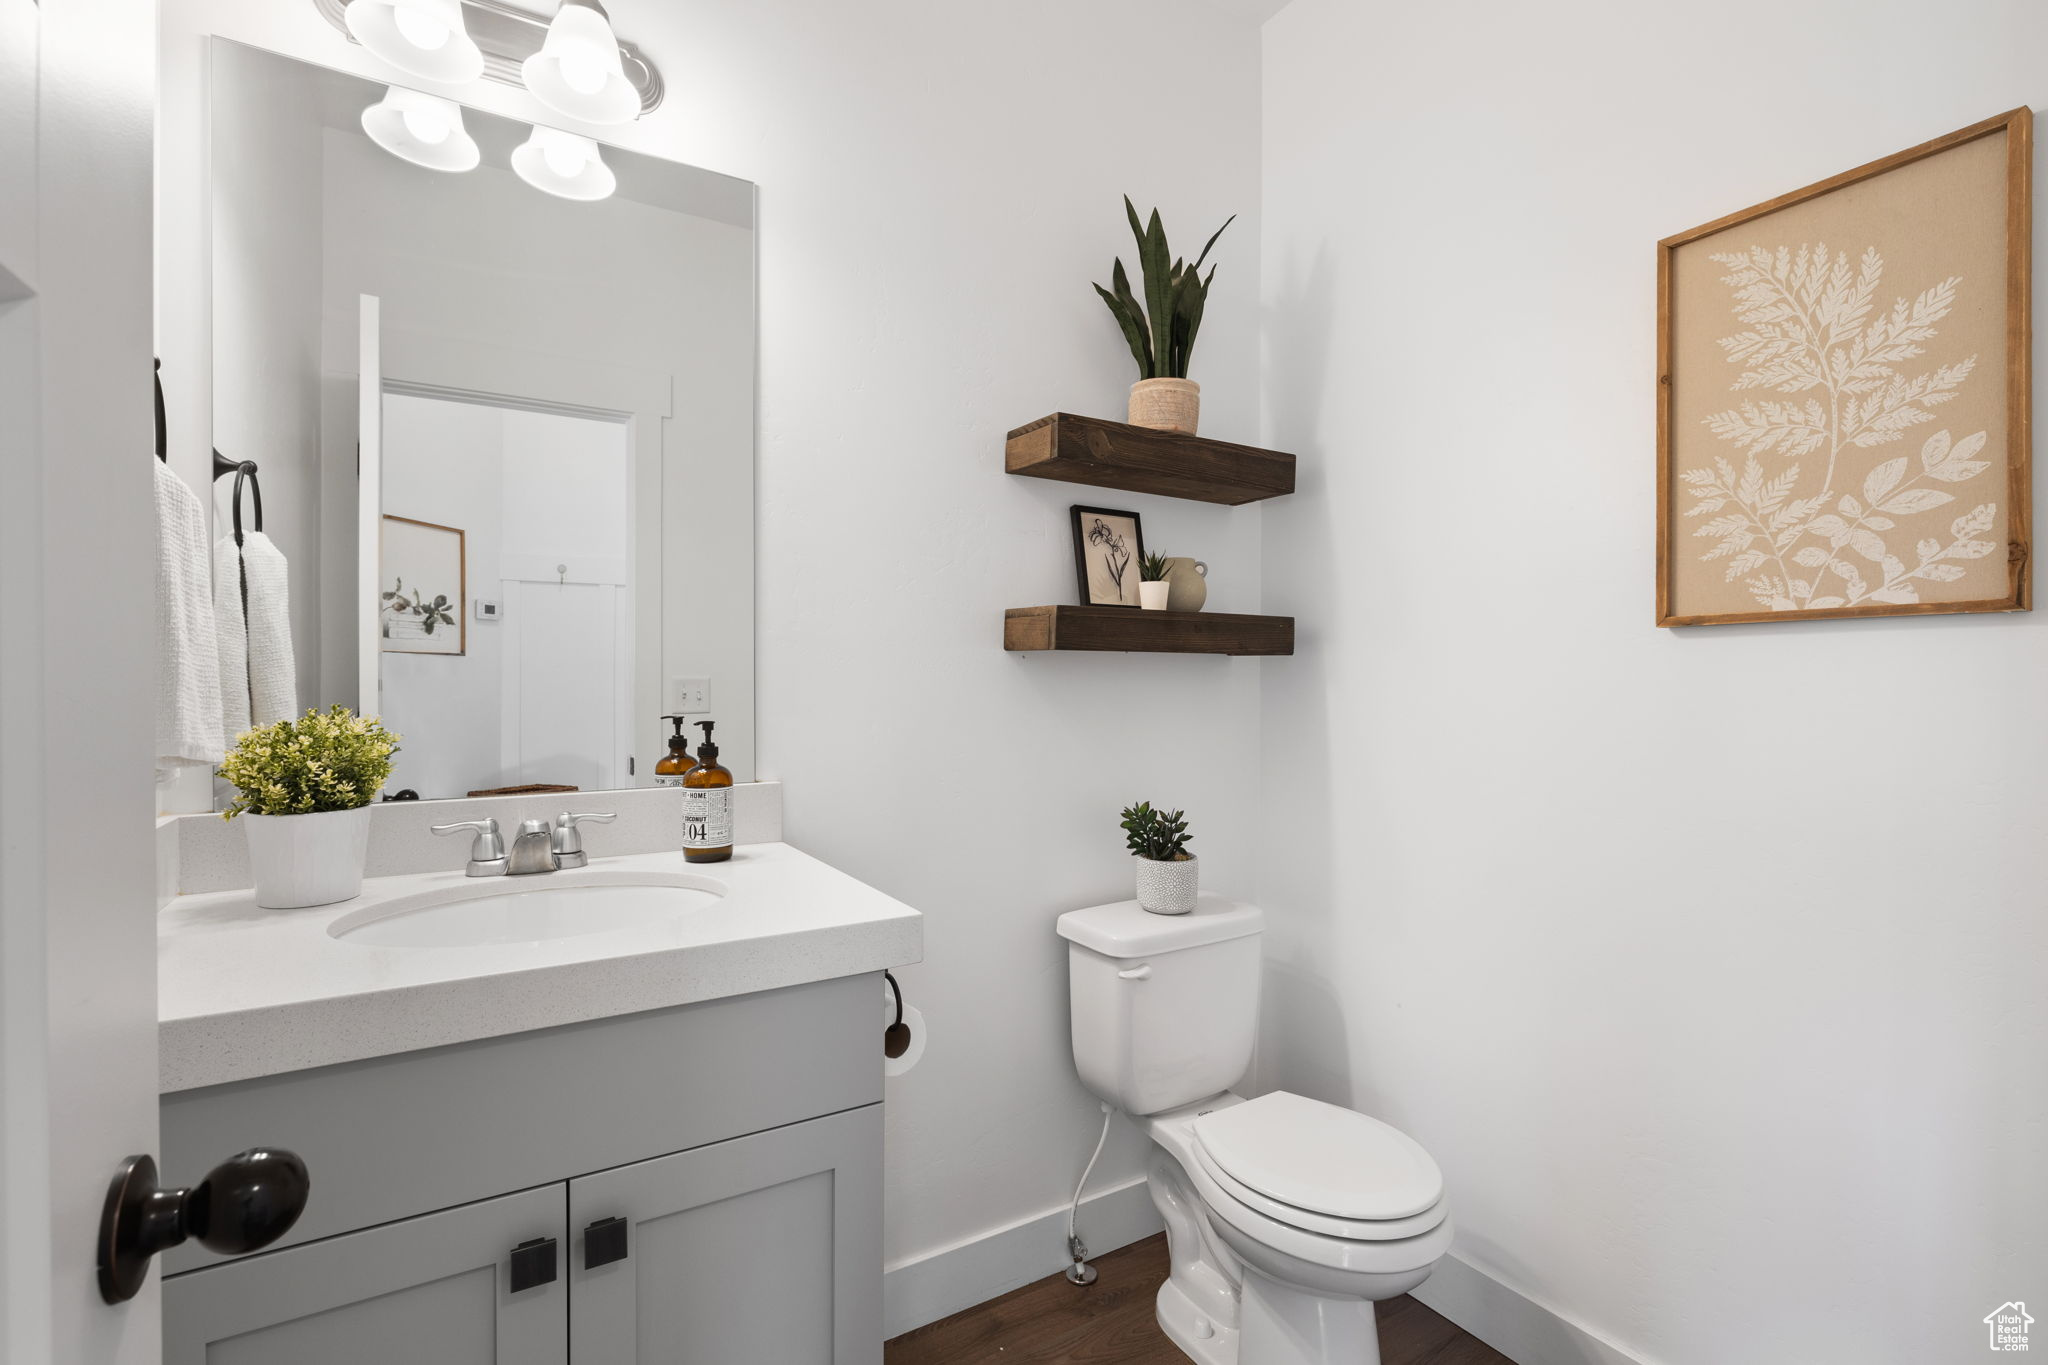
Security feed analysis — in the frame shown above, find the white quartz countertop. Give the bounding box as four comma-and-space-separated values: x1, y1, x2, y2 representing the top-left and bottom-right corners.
159, 842, 923, 1093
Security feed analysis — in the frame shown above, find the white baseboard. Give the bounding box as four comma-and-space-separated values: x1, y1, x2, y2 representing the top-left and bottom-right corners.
882, 1175, 1164, 1340
1413, 1252, 1654, 1365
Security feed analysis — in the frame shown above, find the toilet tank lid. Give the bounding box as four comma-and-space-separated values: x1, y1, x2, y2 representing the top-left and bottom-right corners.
1056, 896, 1263, 959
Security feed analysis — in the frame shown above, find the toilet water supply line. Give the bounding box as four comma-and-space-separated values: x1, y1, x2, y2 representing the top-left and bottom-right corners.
1065, 1102, 1114, 1286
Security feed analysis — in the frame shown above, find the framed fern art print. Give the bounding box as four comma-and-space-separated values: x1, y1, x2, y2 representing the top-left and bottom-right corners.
1657, 109, 2032, 626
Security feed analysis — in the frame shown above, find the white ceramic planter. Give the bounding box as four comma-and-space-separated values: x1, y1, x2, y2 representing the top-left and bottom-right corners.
1139, 581, 1171, 611
1128, 377, 1200, 434
1135, 854, 1199, 915
241, 805, 374, 909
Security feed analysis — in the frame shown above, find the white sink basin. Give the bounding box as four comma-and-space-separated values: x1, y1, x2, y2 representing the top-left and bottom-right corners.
329, 870, 726, 949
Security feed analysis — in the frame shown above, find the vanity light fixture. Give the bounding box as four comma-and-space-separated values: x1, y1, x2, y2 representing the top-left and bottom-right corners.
521, 0, 639, 126
344, 0, 484, 84
361, 87, 482, 172
511, 125, 617, 200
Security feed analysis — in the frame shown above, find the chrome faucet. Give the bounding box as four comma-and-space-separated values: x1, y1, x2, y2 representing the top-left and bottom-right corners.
433, 810, 616, 876
551, 812, 617, 870
431, 818, 509, 877
507, 819, 558, 876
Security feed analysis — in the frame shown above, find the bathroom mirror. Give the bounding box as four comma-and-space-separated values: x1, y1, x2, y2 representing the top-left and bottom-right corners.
206, 39, 754, 803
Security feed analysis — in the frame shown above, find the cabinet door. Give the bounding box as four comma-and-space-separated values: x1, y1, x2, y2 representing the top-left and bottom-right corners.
163, 1183, 567, 1365
570, 1105, 883, 1365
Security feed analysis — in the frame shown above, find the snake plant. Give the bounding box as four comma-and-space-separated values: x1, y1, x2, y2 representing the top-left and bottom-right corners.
1094, 197, 1234, 380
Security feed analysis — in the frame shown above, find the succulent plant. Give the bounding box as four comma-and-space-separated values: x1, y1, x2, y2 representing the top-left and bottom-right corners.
1120, 801, 1192, 862
1139, 551, 1171, 583
1094, 197, 1234, 381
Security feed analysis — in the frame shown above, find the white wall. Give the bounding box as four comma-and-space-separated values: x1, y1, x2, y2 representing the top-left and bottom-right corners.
1258, 3, 2048, 1363
159, 0, 1266, 1318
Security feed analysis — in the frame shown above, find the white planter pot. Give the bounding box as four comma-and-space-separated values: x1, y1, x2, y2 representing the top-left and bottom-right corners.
241, 806, 374, 909
1139, 581, 1171, 611
1134, 854, 1199, 915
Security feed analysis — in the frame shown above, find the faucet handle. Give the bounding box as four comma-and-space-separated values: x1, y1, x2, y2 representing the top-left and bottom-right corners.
431, 818, 508, 877
551, 812, 616, 868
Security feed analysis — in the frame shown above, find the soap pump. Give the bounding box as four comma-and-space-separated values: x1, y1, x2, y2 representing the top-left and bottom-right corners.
654, 715, 693, 786
681, 720, 733, 863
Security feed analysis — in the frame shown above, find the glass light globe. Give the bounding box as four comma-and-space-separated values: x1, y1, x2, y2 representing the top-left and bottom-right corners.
345, 0, 482, 84
391, 5, 451, 52
520, 1, 638, 126
361, 87, 480, 173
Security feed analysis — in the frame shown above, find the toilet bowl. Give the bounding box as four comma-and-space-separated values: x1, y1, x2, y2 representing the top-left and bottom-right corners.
1057, 897, 1451, 1365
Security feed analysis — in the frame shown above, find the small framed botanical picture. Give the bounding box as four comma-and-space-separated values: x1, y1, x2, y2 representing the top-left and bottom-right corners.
380, 515, 467, 655
1070, 505, 1146, 607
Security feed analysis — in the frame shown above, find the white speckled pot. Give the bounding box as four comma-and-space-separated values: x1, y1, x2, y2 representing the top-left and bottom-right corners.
1139, 581, 1171, 611
1135, 854, 1199, 916
241, 806, 374, 909
1128, 378, 1200, 434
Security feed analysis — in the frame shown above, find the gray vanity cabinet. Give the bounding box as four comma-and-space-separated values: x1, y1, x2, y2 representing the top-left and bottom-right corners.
570, 1105, 882, 1364
162, 1184, 566, 1365
160, 975, 884, 1365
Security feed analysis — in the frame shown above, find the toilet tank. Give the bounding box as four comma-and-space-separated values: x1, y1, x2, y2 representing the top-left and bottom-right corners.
1056, 896, 1264, 1116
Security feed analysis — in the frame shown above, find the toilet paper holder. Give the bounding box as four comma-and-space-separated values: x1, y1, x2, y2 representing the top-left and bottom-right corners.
884, 971, 912, 1059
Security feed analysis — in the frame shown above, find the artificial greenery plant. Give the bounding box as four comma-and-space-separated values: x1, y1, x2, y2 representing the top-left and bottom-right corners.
1121, 801, 1193, 862
219, 705, 401, 819
1094, 197, 1235, 380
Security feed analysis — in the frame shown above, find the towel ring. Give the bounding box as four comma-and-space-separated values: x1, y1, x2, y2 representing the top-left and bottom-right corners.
212, 452, 263, 547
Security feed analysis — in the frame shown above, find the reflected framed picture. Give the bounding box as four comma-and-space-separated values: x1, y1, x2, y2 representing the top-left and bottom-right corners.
1071, 505, 1145, 607
380, 515, 467, 655
1657, 108, 2032, 626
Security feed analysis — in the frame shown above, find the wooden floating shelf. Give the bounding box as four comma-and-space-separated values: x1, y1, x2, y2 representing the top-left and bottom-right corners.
1004, 606, 1294, 656
1005, 413, 1296, 506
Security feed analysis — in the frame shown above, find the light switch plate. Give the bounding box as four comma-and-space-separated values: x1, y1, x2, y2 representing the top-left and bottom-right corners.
671, 676, 710, 713
474, 598, 501, 621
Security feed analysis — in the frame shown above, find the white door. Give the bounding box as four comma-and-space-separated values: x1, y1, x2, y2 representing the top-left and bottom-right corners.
505, 580, 623, 791
0, 1, 165, 1362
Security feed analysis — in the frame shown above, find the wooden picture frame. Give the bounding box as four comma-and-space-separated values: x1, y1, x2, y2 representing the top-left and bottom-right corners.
1657, 109, 2032, 626
380, 514, 468, 656
1069, 505, 1146, 608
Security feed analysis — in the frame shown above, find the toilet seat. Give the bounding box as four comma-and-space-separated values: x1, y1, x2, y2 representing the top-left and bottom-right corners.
1193, 1091, 1444, 1221
1148, 1094, 1455, 1278
1190, 1141, 1449, 1241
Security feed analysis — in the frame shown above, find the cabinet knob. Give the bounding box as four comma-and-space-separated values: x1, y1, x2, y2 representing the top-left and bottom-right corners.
97, 1148, 310, 1303
585, 1215, 630, 1269
509, 1236, 558, 1293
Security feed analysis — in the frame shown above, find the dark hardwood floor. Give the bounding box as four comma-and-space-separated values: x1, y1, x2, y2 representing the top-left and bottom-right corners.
885, 1234, 1515, 1364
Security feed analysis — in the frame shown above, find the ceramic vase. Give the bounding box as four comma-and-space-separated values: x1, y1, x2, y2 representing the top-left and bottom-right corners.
1135, 854, 1199, 915
1139, 581, 1171, 611
1128, 378, 1200, 434
1162, 558, 1207, 612
241, 805, 374, 909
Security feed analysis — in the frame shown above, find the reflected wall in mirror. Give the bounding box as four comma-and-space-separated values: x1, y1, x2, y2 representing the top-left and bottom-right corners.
206, 39, 755, 805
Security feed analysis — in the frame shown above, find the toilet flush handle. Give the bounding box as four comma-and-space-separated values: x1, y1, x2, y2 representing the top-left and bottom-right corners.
1117, 964, 1152, 981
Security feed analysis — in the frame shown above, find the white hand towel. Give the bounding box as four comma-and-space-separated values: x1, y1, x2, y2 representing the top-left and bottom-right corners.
155, 462, 226, 776
213, 535, 251, 743
239, 531, 297, 726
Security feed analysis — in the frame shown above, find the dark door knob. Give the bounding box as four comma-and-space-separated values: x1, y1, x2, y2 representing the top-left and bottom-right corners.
98, 1148, 310, 1303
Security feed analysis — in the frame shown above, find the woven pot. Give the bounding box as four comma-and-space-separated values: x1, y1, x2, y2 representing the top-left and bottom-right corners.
1128, 378, 1200, 435
1134, 854, 1199, 915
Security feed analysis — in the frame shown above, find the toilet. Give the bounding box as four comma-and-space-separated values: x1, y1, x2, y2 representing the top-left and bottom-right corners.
1057, 896, 1452, 1365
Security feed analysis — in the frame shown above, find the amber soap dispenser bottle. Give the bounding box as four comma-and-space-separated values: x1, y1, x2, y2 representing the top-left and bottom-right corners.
653, 715, 693, 786
681, 720, 734, 863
